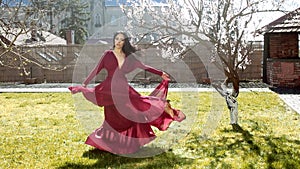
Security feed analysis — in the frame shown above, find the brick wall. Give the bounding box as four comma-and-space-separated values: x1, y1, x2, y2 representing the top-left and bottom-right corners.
265, 32, 300, 87
267, 59, 300, 87
269, 33, 298, 58
239, 45, 263, 80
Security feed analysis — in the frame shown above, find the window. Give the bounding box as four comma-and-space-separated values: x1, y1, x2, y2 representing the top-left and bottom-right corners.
95, 14, 101, 27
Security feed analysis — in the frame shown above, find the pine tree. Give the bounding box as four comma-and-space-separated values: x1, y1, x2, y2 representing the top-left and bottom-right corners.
58, 0, 90, 44
29, 0, 89, 44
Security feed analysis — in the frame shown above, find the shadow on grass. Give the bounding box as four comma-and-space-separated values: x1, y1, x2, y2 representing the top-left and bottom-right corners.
231, 124, 260, 154
58, 147, 193, 169
57, 124, 300, 169
209, 124, 300, 168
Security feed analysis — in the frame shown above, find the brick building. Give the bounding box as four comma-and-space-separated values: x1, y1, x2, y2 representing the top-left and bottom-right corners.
260, 7, 300, 88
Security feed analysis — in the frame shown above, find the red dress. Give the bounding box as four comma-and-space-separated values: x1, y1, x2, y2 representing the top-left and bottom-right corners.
69, 50, 185, 154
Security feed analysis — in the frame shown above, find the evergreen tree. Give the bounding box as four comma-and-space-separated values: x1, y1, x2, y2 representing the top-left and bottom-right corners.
29, 0, 90, 44
58, 0, 90, 44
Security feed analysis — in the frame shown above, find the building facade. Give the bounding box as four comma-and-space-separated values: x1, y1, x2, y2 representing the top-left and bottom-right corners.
260, 7, 300, 88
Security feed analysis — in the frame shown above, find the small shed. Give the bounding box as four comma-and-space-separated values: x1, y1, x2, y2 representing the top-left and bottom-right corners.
260, 7, 300, 88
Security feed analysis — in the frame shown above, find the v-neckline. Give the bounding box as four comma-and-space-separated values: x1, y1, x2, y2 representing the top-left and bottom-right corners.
112, 51, 126, 69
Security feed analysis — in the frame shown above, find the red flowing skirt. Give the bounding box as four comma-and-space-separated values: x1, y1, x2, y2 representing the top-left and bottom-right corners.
68, 80, 185, 154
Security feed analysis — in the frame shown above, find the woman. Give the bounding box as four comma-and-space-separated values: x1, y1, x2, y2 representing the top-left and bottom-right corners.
69, 31, 185, 154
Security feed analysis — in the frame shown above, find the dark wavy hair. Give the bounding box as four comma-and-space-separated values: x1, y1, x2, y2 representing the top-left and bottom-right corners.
113, 31, 137, 56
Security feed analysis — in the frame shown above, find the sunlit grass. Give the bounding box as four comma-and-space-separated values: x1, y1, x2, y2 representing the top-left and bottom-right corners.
0, 91, 299, 168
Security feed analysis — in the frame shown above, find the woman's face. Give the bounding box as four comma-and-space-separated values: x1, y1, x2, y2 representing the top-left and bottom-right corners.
114, 33, 125, 50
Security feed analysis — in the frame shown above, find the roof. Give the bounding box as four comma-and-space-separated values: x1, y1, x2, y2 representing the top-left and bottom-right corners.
1, 0, 31, 7
104, 0, 169, 6
0, 28, 67, 46
105, 0, 128, 6
259, 7, 300, 34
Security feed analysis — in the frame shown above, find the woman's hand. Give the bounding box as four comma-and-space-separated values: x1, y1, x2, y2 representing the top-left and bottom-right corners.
82, 83, 87, 88
161, 72, 171, 81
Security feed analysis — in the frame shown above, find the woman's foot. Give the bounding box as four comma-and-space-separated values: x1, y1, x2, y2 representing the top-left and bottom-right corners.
164, 100, 186, 122
164, 100, 175, 118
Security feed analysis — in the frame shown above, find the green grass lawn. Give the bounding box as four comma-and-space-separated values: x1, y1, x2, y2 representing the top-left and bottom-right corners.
0, 91, 299, 169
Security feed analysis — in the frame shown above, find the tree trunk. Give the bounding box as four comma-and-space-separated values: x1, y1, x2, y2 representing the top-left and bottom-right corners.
212, 70, 240, 126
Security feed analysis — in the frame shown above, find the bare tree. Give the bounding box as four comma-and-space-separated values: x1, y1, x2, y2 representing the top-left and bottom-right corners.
0, 0, 68, 77
0, 0, 32, 75
122, 0, 295, 128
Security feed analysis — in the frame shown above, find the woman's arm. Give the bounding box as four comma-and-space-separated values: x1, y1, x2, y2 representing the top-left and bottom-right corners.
82, 51, 107, 86
161, 72, 170, 81
134, 59, 170, 81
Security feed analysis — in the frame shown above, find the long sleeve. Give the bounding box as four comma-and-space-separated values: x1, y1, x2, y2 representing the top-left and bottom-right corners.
134, 59, 163, 76
83, 51, 107, 85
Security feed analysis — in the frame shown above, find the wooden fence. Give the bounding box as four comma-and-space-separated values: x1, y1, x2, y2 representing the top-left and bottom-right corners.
0, 43, 263, 84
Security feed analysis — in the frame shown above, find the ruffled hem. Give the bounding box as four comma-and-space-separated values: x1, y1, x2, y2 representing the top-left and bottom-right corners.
85, 122, 156, 154
69, 80, 186, 154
